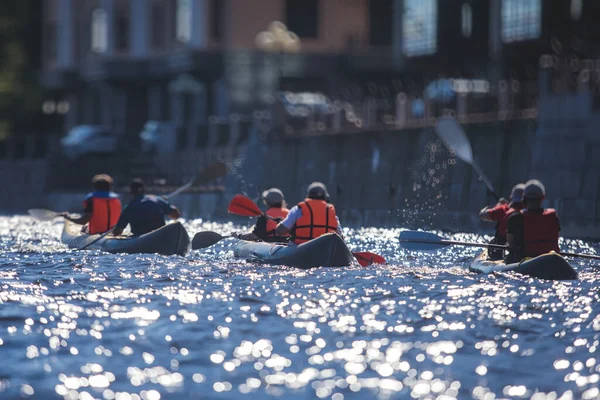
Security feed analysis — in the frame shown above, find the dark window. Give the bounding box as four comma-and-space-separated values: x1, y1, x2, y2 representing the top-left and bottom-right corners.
368, 0, 393, 46
210, 0, 223, 40
151, 1, 167, 49
501, 0, 541, 43
116, 8, 129, 51
43, 22, 57, 62
285, 0, 319, 39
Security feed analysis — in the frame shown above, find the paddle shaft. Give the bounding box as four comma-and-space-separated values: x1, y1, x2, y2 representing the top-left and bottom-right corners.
471, 161, 500, 201
402, 238, 600, 261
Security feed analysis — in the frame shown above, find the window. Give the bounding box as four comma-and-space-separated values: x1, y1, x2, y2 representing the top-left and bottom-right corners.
571, 0, 583, 20
461, 3, 472, 38
368, 0, 393, 46
403, 0, 437, 56
286, 0, 319, 39
176, 0, 192, 43
115, 7, 129, 51
91, 8, 108, 53
151, 1, 167, 49
210, 0, 223, 40
501, 0, 541, 43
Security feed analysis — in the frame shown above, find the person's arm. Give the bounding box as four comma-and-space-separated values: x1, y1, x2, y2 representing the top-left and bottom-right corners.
276, 206, 300, 236
158, 197, 181, 220
65, 198, 93, 225
111, 208, 130, 236
506, 213, 522, 248
481, 203, 508, 222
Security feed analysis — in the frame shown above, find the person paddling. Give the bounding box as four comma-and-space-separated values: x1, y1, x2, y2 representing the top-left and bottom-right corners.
112, 179, 181, 236
276, 182, 343, 244
64, 174, 122, 234
479, 183, 525, 259
505, 179, 560, 263
238, 188, 290, 243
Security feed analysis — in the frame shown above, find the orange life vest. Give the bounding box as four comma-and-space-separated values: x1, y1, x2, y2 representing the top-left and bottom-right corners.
522, 209, 560, 257
265, 207, 289, 239
87, 196, 122, 235
291, 199, 338, 244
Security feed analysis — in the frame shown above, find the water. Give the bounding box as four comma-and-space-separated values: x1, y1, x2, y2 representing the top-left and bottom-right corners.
1, 216, 600, 400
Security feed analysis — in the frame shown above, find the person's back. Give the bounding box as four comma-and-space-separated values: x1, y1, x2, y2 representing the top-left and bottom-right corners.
112, 179, 181, 236
64, 174, 121, 234
238, 189, 290, 243
276, 182, 342, 245
506, 180, 560, 263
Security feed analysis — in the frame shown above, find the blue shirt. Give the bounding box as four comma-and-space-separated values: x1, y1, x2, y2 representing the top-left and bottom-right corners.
114, 195, 176, 236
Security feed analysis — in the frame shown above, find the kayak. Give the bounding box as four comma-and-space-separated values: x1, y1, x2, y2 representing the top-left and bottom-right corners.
469, 249, 578, 280
233, 233, 355, 269
61, 220, 190, 256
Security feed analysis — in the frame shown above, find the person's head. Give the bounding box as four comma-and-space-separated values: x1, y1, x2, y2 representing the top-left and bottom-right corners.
92, 174, 113, 192
262, 188, 285, 208
306, 182, 329, 201
510, 183, 525, 204
129, 178, 145, 196
523, 179, 546, 209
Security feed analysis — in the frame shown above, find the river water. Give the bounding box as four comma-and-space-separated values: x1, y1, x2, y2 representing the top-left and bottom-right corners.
1, 216, 599, 400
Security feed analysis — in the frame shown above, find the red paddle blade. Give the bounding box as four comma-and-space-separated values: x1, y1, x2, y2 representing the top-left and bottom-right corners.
352, 252, 387, 267
228, 195, 263, 217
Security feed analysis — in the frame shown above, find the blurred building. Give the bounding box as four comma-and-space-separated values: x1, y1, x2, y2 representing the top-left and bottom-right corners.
40, 0, 600, 146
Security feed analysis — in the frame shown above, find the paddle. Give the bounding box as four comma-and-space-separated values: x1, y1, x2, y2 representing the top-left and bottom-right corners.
399, 230, 600, 261
78, 178, 196, 251
226, 194, 386, 266
28, 209, 63, 221
435, 116, 500, 201
191, 231, 235, 250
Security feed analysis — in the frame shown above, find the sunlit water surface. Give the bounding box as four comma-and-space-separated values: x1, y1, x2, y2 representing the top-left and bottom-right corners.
1, 216, 600, 400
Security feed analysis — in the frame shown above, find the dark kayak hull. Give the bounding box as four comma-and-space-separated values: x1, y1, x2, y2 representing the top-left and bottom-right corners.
469, 249, 578, 280
233, 233, 355, 269
61, 220, 190, 256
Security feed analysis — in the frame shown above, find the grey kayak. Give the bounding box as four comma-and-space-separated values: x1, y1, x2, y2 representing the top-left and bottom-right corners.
469, 249, 578, 280
233, 233, 355, 269
61, 220, 190, 256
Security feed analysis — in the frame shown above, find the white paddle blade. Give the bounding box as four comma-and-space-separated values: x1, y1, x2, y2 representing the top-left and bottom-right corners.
399, 230, 448, 252
28, 209, 61, 221
435, 116, 473, 164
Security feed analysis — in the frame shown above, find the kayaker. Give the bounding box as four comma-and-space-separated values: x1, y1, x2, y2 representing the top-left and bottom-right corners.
479, 183, 525, 260
505, 179, 560, 263
238, 188, 290, 242
63, 174, 122, 234
112, 178, 181, 236
276, 182, 343, 244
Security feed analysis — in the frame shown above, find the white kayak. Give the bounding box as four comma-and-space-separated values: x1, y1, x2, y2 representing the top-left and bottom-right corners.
233, 233, 355, 269
470, 249, 578, 280
61, 220, 190, 256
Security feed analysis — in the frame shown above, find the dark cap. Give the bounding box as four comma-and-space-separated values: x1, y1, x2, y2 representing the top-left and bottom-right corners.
306, 182, 329, 200
510, 183, 525, 203
262, 188, 284, 206
130, 178, 145, 194
523, 179, 546, 199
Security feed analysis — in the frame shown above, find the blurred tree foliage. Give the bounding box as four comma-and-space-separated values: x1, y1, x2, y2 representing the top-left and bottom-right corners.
0, 1, 42, 140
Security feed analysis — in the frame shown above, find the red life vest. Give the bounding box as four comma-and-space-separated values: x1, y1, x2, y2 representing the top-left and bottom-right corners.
522, 209, 560, 257
87, 197, 122, 235
265, 207, 289, 239
291, 199, 338, 244
497, 203, 524, 240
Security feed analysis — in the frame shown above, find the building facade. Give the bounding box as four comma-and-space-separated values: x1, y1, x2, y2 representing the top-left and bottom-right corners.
40, 0, 600, 149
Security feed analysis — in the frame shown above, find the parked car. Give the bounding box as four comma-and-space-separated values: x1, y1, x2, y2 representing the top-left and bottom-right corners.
60, 125, 118, 159
139, 121, 176, 155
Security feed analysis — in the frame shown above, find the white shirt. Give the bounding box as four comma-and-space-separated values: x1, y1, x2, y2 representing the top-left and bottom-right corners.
280, 205, 343, 237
